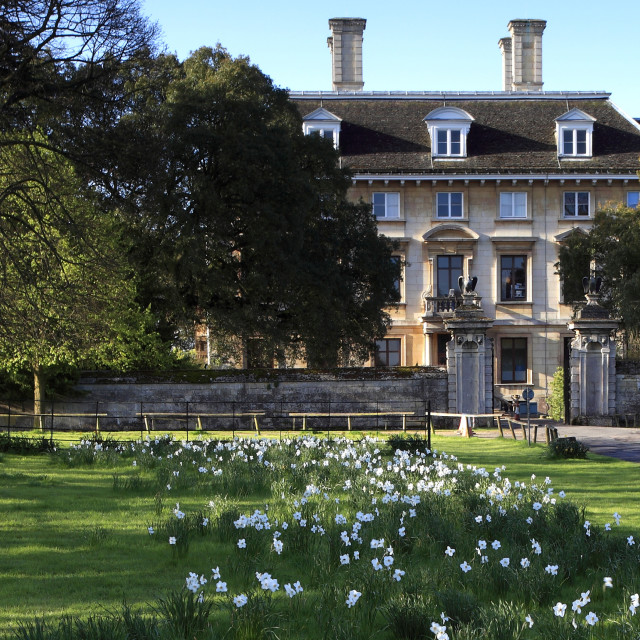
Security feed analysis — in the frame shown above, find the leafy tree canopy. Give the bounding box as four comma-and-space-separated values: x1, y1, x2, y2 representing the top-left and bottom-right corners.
556, 204, 640, 335
108, 46, 401, 367
0, 135, 175, 421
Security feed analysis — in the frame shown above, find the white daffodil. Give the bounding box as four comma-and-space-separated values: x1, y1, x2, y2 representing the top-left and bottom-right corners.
585, 611, 599, 626
346, 589, 361, 608
233, 594, 248, 608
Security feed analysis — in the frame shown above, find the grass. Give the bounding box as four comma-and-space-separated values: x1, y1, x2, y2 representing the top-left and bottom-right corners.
0, 431, 639, 638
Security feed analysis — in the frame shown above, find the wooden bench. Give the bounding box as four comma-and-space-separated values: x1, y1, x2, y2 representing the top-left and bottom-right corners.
430, 412, 502, 437
138, 412, 266, 434
22, 412, 108, 432
287, 411, 417, 432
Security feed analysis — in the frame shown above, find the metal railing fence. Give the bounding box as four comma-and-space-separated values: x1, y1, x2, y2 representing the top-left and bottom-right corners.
0, 398, 435, 443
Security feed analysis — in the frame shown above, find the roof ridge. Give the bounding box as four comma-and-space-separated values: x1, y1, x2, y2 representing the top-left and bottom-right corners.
289, 91, 611, 101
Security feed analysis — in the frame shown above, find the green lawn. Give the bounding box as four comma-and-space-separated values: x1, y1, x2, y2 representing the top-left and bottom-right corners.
1, 432, 639, 638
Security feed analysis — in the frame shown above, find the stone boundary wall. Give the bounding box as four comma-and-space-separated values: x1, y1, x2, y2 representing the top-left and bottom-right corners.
40, 367, 448, 431
616, 360, 640, 416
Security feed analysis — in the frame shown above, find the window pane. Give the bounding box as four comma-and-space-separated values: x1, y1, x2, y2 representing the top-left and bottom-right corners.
437, 193, 449, 217
372, 193, 385, 217
628, 192, 640, 208
514, 192, 527, 217
564, 192, 576, 216
576, 130, 587, 154
437, 130, 448, 155
450, 130, 461, 155
391, 256, 402, 296
388, 350, 400, 367
499, 193, 512, 218
563, 129, 573, 155
386, 193, 399, 218
450, 192, 463, 217
577, 192, 589, 215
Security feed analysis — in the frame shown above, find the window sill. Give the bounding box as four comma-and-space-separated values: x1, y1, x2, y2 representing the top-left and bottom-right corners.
375, 217, 405, 223
558, 216, 592, 222
497, 301, 532, 306
495, 217, 531, 223
433, 217, 468, 222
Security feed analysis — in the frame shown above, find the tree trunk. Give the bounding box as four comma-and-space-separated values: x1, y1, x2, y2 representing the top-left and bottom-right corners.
33, 364, 46, 430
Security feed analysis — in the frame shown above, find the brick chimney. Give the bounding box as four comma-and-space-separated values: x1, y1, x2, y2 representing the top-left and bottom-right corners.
327, 18, 366, 91
500, 19, 546, 91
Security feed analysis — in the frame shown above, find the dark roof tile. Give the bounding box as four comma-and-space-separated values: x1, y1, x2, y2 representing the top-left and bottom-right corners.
292, 96, 640, 174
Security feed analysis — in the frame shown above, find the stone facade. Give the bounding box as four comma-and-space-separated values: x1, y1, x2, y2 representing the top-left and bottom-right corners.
289, 17, 640, 418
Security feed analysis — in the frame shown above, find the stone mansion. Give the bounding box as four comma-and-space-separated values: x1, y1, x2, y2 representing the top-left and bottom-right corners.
287, 18, 640, 415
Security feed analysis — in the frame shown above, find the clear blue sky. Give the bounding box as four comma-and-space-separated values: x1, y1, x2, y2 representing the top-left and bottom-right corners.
141, 0, 640, 117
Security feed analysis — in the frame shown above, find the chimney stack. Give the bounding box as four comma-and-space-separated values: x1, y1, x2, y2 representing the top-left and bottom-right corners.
328, 18, 366, 91
500, 19, 546, 91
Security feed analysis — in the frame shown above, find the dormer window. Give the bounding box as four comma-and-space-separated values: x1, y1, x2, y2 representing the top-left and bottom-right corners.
555, 108, 595, 158
437, 129, 462, 156
424, 107, 474, 159
302, 107, 342, 148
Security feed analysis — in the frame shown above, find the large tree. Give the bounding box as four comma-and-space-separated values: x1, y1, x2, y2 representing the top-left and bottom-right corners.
556, 204, 640, 337
0, 1, 171, 412
109, 47, 400, 366
0, 136, 167, 425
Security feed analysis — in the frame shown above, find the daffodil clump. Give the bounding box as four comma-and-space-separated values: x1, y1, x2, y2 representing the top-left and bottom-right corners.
21, 435, 640, 639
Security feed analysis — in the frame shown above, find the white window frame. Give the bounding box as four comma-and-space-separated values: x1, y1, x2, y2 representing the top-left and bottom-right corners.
436, 129, 463, 157
560, 128, 591, 157
424, 107, 474, 159
304, 126, 339, 147
627, 191, 640, 209
563, 191, 591, 218
302, 107, 342, 149
372, 192, 400, 219
499, 192, 527, 219
555, 109, 595, 159
436, 192, 464, 219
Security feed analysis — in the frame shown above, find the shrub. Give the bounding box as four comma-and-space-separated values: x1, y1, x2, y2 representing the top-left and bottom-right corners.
0, 434, 56, 454
546, 367, 565, 421
387, 433, 430, 453
546, 437, 589, 459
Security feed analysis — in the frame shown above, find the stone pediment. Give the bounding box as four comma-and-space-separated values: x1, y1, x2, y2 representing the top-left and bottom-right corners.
555, 108, 596, 123
554, 227, 588, 243
302, 107, 342, 123
424, 106, 474, 124
422, 224, 479, 243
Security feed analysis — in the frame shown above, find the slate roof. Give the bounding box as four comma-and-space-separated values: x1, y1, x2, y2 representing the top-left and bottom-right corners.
290, 93, 640, 175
